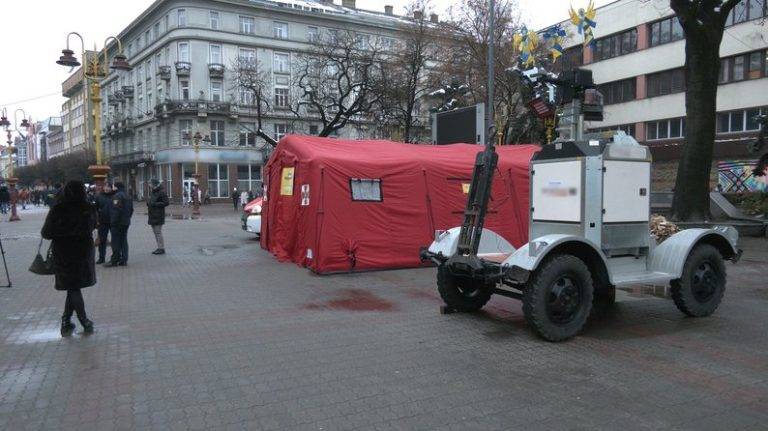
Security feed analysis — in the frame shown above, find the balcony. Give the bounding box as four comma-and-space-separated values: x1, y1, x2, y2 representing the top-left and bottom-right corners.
208, 63, 225, 78
122, 85, 135, 98
105, 117, 135, 137
154, 99, 238, 120
175, 61, 191, 76
110, 150, 155, 166
108, 91, 124, 105
157, 65, 172, 80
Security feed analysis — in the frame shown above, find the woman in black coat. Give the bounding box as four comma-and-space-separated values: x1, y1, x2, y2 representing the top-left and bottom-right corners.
41, 180, 98, 336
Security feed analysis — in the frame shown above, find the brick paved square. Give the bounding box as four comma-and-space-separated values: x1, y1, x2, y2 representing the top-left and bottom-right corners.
0, 204, 766, 430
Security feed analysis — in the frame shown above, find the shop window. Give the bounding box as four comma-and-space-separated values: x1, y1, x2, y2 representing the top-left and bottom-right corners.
350, 178, 382, 202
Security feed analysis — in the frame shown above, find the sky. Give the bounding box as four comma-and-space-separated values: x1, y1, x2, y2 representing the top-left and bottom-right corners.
0, 0, 613, 132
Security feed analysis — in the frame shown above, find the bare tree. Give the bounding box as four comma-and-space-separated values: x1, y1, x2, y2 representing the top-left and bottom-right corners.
377, 1, 441, 143
230, 56, 277, 146
669, 0, 741, 221
290, 30, 387, 137
437, 0, 542, 144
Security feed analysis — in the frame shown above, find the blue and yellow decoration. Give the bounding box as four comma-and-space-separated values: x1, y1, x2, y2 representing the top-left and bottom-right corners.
513, 26, 539, 67
569, 0, 598, 47
542, 24, 566, 62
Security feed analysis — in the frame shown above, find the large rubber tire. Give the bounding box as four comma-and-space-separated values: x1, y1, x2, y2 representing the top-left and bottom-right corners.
522, 254, 594, 342
671, 244, 726, 317
436, 265, 493, 312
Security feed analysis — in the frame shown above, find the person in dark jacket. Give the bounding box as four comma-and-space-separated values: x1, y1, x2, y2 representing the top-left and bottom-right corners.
105, 182, 133, 267
94, 183, 115, 264
0, 186, 9, 214
231, 187, 239, 211
41, 180, 97, 336
147, 179, 169, 255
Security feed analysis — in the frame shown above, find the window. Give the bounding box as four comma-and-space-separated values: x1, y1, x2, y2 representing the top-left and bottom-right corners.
238, 48, 256, 63
646, 118, 685, 140
274, 123, 287, 141
647, 68, 685, 97
239, 123, 256, 146
178, 42, 189, 62
237, 164, 261, 192
649, 16, 684, 47
717, 108, 768, 133
307, 26, 319, 42
240, 16, 255, 34
727, 0, 768, 26
145, 30, 151, 47
210, 11, 220, 29
177, 9, 186, 27
274, 75, 290, 108
273, 52, 289, 74
209, 44, 222, 64
309, 125, 319, 135
179, 119, 192, 145
350, 178, 382, 202
240, 88, 256, 105
207, 164, 229, 198
179, 79, 190, 100
597, 78, 636, 105
146, 88, 153, 111
720, 49, 767, 83
593, 28, 636, 61
210, 80, 223, 102
274, 21, 288, 39
210, 120, 225, 146
589, 123, 636, 137
153, 22, 160, 40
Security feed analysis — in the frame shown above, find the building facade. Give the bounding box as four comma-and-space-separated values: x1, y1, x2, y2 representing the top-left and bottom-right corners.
60, 63, 91, 159
37, 117, 64, 162
97, 0, 413, 201
551, 0, 767, 191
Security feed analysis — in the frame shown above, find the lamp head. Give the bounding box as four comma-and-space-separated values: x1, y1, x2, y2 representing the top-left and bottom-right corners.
110, 53, 132, 71
56, 49, 81, 67
19, 118, 30, 129
0, 116, 9, 128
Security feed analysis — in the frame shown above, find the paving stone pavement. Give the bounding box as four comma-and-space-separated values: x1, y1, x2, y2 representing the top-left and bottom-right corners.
0, 204, 766, 431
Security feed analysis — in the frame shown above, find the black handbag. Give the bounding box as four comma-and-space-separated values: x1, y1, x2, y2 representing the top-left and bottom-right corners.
29, 239, 55, 276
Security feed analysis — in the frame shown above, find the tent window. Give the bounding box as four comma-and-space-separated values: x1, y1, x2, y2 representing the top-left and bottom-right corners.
350, 178, 382, 202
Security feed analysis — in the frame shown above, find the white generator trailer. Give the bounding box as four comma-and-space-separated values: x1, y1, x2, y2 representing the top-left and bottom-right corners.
421, 69, 741, 341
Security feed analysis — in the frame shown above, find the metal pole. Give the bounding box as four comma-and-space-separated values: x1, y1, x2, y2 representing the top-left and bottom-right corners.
486, 0, 495, 147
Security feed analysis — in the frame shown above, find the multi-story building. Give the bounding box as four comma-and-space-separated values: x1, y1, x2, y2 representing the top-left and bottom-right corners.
550, 0, 767, 191
21, 122, 38, 166
60, 58, 94, 158
14, 136, 28, 167
97, 0, 417, 201
37, 117, 64, 162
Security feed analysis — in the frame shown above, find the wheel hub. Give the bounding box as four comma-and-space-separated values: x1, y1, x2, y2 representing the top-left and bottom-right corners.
692, 261, 718, 302
547, 276, 582, 324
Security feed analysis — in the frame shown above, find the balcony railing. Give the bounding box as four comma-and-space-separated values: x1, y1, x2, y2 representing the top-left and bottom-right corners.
208, 63, 225, 78
157, 65, 172, 80
175, 61, 191, 76
122, 85, 135, 98
154, 99, 238, 120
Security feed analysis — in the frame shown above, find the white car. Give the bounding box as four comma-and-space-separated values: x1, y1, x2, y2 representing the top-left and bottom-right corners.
241, 197, 263, 236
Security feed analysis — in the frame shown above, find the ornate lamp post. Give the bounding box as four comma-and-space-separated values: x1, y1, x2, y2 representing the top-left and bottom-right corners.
186, 131, 210, 217
0, 108, 30, 222
55, 32, 132, 192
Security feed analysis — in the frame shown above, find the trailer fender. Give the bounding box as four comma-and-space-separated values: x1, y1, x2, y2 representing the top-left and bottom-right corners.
501, 235, 611, 284
649, 227, 740, 279
426, 227, 515, 260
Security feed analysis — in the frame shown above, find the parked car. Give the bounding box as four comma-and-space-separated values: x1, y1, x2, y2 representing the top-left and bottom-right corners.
241, 197, 263, 236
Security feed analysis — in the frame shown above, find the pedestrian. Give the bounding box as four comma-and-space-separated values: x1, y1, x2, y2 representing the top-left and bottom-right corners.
40, 180, 97, 337
240, 189, 249, 209
248, 189, 254, 202
182, 189, 189, 207
232, 187, 239, 211
94, 183, 114, 264
147, 179, 169, 255
105, 182, 133, 267
0, 186, 9, 215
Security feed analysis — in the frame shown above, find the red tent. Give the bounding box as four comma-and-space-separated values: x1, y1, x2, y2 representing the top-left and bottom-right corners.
261, 135, 539, 274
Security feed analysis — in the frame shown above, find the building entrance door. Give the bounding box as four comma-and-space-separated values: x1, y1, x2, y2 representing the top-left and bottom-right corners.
182, 178, 197, 205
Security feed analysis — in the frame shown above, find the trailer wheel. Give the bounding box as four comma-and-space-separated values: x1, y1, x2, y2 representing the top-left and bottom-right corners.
523, 254, 594, 342
671, 244, 726, 317
436, 265, 493, 312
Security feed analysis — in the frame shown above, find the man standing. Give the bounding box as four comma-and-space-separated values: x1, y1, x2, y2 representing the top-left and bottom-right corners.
0, 185, 9, 214
232, 187, 239, 211
240, 189, 249, 209
105, 182, 133, 267
94, 183, 114, 264
147, 179, 169, 255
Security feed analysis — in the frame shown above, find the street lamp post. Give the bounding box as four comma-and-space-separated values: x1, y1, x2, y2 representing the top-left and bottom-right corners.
55, 33, 132, 192
187, 131, 210, 217
0, 108, 30, 222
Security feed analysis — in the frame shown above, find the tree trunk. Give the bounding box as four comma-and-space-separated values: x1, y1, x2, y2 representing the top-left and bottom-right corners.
671, 26, 724, 222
